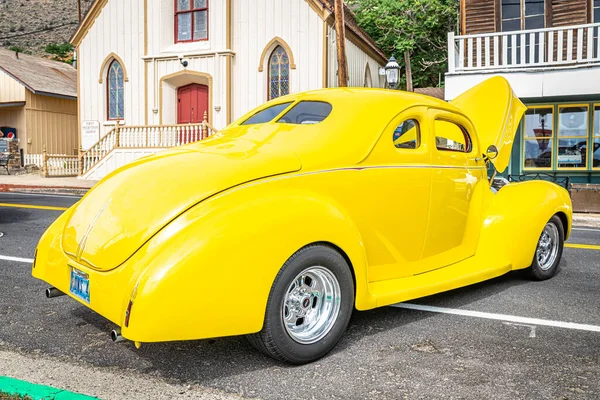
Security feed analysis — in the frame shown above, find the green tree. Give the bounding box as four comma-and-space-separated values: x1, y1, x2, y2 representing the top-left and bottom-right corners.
45, 42, 75, 64
347, 0, 458, 88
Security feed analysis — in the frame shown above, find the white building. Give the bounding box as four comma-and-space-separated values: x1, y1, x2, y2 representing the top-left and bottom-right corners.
445, 0, 600, 188
72, 0, 387, 179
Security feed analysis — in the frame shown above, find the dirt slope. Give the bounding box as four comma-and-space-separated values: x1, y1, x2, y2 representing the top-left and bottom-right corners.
0, 0, 93, 56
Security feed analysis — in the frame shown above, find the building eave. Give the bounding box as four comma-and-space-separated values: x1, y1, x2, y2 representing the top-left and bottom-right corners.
70, 0, 109, 47
0, 101, 26, 108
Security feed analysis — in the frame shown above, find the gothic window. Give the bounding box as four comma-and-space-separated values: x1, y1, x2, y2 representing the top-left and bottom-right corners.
268, 46, 290, 100
107, 60, 124, 120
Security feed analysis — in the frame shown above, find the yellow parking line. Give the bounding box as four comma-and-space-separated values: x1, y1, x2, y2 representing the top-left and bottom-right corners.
0, 203, 68, 211
565, 243, 600, 251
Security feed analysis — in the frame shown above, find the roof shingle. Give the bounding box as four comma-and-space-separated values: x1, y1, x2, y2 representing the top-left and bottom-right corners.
0, 48, 77, 99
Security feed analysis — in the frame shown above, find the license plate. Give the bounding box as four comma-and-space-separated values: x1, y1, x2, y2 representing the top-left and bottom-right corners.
70, 267, 90, 303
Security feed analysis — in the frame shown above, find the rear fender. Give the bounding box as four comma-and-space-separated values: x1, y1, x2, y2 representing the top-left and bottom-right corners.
476, 181, 572, 270
122, 186, 370, 342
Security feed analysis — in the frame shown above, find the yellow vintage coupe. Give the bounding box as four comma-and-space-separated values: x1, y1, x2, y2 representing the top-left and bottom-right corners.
33, 77, 572, 364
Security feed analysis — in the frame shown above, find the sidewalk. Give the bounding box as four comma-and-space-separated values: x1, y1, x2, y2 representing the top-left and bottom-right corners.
573, 213, 600, 228
0, 174, 98, 196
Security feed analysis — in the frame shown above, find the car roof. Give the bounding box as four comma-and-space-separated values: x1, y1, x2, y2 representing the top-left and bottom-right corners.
217, 88, 464, 170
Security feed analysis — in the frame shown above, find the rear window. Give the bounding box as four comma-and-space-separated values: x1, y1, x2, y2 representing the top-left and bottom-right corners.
242, 102, 292, 125
277, 101, 333, 125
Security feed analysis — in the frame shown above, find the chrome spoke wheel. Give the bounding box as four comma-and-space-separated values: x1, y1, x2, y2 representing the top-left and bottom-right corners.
536, 222, 560, 271
282, 266, 341, 344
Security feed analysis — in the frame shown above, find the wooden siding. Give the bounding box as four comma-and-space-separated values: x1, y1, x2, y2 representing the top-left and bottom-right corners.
25, 91, 78, 155
327, 24, 384, 89
463, 0, 497, 34
462, 0, 589, 34
232, 0, 323, 119
78, 0, 145, 137
0, 69, 26, 103
551, 0, 589, 26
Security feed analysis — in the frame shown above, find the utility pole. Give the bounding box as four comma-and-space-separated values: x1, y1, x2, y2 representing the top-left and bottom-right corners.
334, 0, 348, 87
404, 50, 413, 92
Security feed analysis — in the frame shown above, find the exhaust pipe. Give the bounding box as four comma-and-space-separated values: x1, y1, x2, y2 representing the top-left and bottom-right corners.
110, 329, 125, 343
45, 287, 65, 298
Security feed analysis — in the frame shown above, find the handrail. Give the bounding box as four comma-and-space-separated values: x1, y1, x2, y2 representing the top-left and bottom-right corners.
78, 115, 218, 177
81, 126, 117, 154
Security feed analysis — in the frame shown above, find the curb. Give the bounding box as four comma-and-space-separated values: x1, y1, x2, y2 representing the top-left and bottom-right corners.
573, 214, 600, 229
0, 185, 89, 196
0, 376, 98, 400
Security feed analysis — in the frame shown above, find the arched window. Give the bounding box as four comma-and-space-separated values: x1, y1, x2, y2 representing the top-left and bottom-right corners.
268, 46, 290, 100
107, 60, 124, 120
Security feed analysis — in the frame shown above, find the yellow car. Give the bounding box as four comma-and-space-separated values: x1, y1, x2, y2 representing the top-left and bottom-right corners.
33, 76, 572, 364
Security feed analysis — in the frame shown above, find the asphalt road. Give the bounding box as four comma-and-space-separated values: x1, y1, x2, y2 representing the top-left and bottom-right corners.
1, 192, 599, 400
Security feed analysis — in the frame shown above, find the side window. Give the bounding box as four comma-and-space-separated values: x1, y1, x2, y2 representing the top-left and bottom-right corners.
277, 101, 333, 124
435, 120, 472, 153
393, 119, 420, 149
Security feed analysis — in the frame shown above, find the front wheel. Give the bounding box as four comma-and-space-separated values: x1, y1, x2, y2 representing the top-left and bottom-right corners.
527, 215, 565, 281
247, 245, 354, 364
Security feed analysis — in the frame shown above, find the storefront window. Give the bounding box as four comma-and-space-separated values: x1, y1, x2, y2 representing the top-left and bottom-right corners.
594, 105, 600, 169
523, 107, 553, 169
557, 105, 588, 169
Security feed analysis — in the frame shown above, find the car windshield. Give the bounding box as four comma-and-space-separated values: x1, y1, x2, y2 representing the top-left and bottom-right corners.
242, 102, 293, 125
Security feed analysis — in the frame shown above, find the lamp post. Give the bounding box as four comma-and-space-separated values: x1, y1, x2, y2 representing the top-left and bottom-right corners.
385, 56, 401, 90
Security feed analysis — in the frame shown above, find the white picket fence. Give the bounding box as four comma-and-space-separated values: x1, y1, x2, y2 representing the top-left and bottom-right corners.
24, 153, 79, 177
24, 154, 44, 167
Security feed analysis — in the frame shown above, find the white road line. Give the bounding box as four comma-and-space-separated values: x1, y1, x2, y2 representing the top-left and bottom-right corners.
0, 192, 82, 199
392, 303, 600, 333
0, 255, 34, 263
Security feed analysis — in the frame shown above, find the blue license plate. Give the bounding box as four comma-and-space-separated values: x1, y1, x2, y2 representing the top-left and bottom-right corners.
70, 267, 90, 303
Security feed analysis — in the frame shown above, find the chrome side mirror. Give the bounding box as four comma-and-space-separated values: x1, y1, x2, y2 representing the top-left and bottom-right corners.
486, 145, 499, 160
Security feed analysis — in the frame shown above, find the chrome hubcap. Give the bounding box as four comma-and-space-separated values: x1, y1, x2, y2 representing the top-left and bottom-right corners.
282, 266, 341, 344
536, 222, 560, 271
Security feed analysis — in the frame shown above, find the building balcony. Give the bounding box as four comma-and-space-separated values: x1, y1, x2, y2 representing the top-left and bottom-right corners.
445, 23, 600, 100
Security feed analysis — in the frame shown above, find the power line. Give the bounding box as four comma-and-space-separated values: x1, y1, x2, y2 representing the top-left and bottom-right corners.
0, 22, 78, 41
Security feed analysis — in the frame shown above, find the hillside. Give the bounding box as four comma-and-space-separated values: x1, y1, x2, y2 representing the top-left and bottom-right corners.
0, 0, 93, 57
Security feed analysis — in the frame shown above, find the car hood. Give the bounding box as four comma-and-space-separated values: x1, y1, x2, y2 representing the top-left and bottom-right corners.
450, 76, 527, 173
62, 139, 302, 271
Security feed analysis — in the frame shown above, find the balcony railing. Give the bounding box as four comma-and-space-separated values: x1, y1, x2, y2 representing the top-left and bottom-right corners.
448, 22, 600, 73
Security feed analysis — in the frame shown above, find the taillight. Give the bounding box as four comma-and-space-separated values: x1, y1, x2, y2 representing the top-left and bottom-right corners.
124, 300, 134, 327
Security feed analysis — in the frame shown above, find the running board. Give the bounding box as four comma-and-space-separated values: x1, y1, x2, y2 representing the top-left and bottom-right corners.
369, 258, 512, 308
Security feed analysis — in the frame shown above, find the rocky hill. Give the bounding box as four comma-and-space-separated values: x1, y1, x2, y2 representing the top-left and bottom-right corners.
0, 0, 93, 57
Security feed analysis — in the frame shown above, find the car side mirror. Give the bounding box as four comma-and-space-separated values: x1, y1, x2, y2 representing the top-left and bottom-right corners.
486, 145, 499, 160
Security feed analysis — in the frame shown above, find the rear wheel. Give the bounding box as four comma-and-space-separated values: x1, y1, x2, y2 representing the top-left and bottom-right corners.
527, 215, 564, 281
247, 245, 354, 364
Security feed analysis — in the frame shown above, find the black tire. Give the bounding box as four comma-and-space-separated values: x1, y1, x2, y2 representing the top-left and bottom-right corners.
527, 215, 564, 281
247, 244, 354, 364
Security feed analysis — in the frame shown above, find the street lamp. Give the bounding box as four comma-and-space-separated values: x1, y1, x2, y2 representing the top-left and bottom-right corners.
385, 56, 400, 90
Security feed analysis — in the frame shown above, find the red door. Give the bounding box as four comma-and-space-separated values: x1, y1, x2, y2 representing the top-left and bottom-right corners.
177, 84, 208, 124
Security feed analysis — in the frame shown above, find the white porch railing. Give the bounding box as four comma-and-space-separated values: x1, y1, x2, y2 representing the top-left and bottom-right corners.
80, 118, 218, 176
448, 22, 600, 73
